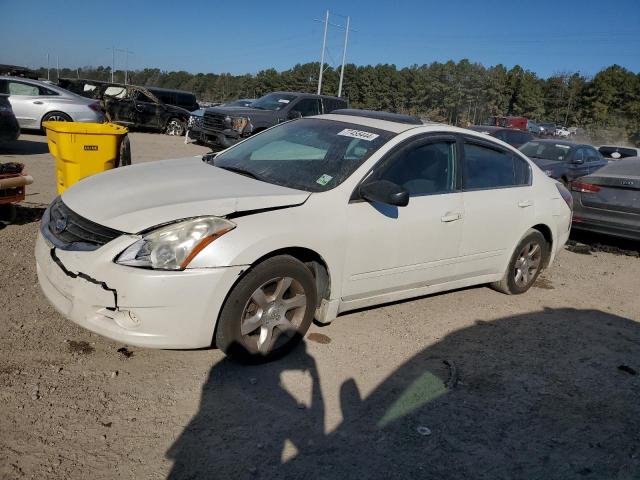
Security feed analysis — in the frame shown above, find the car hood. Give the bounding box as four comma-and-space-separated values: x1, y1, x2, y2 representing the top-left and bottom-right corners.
61, 157, 311, 232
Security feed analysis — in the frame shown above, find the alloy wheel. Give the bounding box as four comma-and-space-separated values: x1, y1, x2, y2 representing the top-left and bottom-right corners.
240, 277, 307, 354
166, 120, 184, 136
513, 242, 542, 288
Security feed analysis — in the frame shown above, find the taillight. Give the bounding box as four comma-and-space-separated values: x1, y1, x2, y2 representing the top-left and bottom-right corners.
556, 182, 573, 211
88, 102, 102, 113
571, 181, 601, 193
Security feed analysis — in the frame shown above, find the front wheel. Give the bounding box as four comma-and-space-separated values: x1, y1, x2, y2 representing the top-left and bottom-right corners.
491, 229, 548, 295
215, 255, 317, 362
165, 118, 185, 136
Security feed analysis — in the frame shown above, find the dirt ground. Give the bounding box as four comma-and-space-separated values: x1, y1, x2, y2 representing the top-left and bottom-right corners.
1, 133, 639, 479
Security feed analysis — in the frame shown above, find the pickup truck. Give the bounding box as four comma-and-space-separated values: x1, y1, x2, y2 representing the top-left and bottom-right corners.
197, 91, 348, 148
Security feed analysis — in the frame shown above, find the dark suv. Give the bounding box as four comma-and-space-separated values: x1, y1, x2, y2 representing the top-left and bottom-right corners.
198, 91, 348, 147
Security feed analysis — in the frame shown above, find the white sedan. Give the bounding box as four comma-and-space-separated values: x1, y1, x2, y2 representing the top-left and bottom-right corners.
36, 110, 572, 360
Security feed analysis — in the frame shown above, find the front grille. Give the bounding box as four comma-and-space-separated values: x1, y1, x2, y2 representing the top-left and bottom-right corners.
42, 197, 123, 251
203, 112, 225, 131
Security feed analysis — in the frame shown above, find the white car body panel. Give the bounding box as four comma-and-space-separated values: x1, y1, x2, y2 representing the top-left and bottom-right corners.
36, 118, 571, 349
62, 157, 310, 232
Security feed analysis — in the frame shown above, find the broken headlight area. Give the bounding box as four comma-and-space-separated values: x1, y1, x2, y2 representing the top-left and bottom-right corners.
224, 116, 252, 134
115, 217, 235, 270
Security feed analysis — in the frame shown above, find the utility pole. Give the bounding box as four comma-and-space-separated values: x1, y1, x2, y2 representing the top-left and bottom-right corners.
337, 15, 350, 98
317, 10, 329, 95
56, 55, 59, 81
117, 49, 134, 84
46, 53, 50, 80
111, 47, 115, 83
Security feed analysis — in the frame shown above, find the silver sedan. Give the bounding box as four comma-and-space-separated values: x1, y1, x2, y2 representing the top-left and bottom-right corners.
0, 76, 104, 129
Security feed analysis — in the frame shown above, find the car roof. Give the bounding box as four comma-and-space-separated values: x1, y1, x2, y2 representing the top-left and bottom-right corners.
267, 91, 345, 101
528, 138, 583, 148
332, 109, 423, 125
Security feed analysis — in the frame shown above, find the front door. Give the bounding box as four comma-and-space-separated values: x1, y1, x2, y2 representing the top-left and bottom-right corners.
343, 136, 464, 300
2, 79, 48, 128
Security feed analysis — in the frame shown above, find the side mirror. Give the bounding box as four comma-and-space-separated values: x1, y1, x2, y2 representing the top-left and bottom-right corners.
573, 157, 584, 165
288, 110, 302, 120
359, 180, 409, 207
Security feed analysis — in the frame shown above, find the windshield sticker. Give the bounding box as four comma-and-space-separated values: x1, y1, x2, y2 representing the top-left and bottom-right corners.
555, 144, 570, 149
337, 128, 380, 141
278, 99, 290, 104
316, 174, 333, 186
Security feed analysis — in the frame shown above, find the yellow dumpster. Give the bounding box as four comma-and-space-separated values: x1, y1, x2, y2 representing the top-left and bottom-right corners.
43, 122, 129, 194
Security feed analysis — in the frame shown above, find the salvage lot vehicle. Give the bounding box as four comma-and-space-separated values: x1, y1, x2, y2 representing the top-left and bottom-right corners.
97, 84, 190, 135
0, 94, 20, 142
199, 91, 348, 147
466, 125, 534, 148
571, 157, 640, 240
520, 139, 607, 184
36, 110, 572, 360
0, 76, 104, 129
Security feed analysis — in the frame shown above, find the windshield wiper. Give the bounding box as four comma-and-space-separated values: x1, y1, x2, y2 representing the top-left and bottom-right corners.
216, 165, 260, 180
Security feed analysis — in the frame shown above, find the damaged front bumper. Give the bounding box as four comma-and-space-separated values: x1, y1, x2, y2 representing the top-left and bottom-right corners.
35, 232, 246, 349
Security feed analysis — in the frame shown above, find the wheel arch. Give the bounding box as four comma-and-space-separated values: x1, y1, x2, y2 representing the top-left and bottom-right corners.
531, 223, 553, 267
40, 110, 73, 129
211, 246, 332, 348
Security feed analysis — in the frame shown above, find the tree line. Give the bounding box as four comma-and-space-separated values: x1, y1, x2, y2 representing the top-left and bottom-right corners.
38, 60, 639, 145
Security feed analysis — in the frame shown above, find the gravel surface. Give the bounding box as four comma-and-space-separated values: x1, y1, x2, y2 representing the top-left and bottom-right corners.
1, 133, 639, 479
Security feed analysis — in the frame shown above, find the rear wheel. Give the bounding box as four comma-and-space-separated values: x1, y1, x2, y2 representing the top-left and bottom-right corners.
491, 229, 548, 295
42, 111, 72, 127
215, 255, 317, 362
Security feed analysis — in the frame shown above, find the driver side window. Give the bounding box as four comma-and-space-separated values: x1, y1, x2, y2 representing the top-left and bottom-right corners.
291, 98, 321, 117
375, 141, 456, 197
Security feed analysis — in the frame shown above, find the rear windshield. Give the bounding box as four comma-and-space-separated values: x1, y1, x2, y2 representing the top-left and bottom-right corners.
598, 146, 638, 159
519, 141, 571, 161
212, 118, 394, 192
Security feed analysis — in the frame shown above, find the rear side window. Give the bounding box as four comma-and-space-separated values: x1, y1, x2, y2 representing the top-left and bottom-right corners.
599, 146, 638, 159
463, 142, 530, 190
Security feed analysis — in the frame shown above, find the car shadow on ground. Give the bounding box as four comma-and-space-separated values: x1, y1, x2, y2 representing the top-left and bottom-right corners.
0, 204, 46, 229
0, 138, 49, 155
166, 308, 640, 479
569, 230, 640, 256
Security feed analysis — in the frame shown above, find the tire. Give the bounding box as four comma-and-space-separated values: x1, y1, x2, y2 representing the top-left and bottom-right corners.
215, 255, 317, 362
41, 111, 72, 128
165, 118, 185, 136
116, 135, 131, 167
491, 229, 548, 295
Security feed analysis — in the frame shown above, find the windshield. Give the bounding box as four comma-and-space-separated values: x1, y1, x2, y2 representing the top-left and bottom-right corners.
251, 93, 297, 111
212, 118, 394, 192
519, 142, 571, 161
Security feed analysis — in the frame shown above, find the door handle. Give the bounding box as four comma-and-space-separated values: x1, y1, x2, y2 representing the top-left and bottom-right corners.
33, 101, 43, 105
441, 212, 462, 222
518, 200, 533, 208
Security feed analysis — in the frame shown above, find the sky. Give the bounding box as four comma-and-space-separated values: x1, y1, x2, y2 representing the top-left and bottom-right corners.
1, 0, 639, 78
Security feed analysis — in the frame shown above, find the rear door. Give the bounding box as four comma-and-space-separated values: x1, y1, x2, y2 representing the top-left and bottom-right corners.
585, 147, 607, 174
289, 98, 322, 117
458, 136, 534, 277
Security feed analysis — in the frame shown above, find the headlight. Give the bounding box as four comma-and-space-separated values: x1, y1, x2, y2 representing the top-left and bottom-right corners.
225, 116, 249, 133
115, 217, 235, 270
